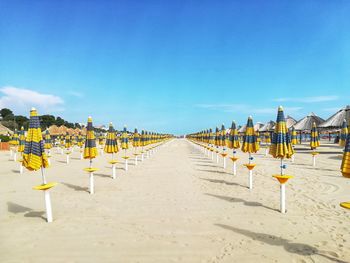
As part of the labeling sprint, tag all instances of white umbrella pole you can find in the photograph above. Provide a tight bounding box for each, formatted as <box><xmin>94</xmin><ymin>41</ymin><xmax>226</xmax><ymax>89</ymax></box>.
<box><xmin>19</xmin><ymin>163</ymin><xmax>23</xmax><ymax>174</ymax></box>
<box><xmin>249</xmin><ymin>170</ymin><xmax>253</xmax><ymax>190</ymax></box>
<box><xmin>66</xmin><ymin>154</ymin><xmax>69</xmax><ymax>164</ymax></box>
<box><xmin>135</xmin><ymin>155</ymin><xmax>138</xmax><ymax>165</ymax></box>
<box><xmin>216</xmin><ymin>151</ymin><xmax>219</xmax><ymax>163</ymax></box>
<box><xmin>41</xmin><ymin>168</ymin><xmax>53</xmax><ymax>223</ymax></box>
<box><xmin>265</xmin><ymin>147</ymin><xmax>268</xmax><ymax>156</ymax></box>
<box><xmin>112</xmin><ymin>164</ymin><xmax>116</xmax><ymax>179</ymax></box>
<box><xmin>223</xmin><ymin>156</ymin><xmax>226</xmax><ymax>169</ymax></box>
<box><xmin>89</xmin><ymin>159</ymin><xmax>94</xmax><ymax>194</ymax></box>
<box><xmin>14</xmin><ymin>152</ymin><xmax>17</xmax><ymax>162</ymax></box>
<box><xmin>281</xmin><ymin>184</ymin><xmax>286</xmax><ymax>213</ymax></box>
<box><xmin>312</xmin><ymin>155</ymin><xmax>316</xmax><ymax>167</ymax></box>
<box><xmin>10</xmin><ymin>148</ymin><xmax>13</xmax><ymax>158</ymax></box>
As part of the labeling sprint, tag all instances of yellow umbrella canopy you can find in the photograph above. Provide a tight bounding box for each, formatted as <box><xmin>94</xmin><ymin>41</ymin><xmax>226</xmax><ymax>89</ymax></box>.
<box><xmin>140</xmin><ymin>130</ymin><xmax>145</xmax><ymax>147</ymax></box>
<box><xmin>77</xmin><ymin>132</ymin><xmax>84</xmax><ymax>147</ymax></box>
<box><xmin>18</xmin><ymin>126</ymin><xmax>26</xmax><ymax>153</ymax></box>
<box><xmin>227</xmin><ymin>121</ymin><xmax>240</xmax><ymax>149</ymax></box>
<box><xmin>264</xmin><ymin>132</ymin><xmax>271</xmax><ymax>144</ymax></box>
<box><xmin>22</xmin><ymin>108</ymin><xmax>49</xmax><ymax>171</ymax></box>
<box><xmin>65</xmin><ymin>133</ymin><xmax>72</xmax><ymax>149</ymax></box>
<box><xmin>104</xmin><ymin>123</ymin><xmax>119</xmax><ymax>154</ymax></box>
<box><xmin>209</xmin><ymin>128</ymin><xmax>214</xmax><ymax>145</ymax></box>
<box><xmin>98</xmin><ymin>133</ymin><xmax>104</xmax><ymax>145</ymax></box>
<box><xmin>291</xmin><ymin>127</ymin><xmax>298</xmax><ymax>145</ymax></box>
<box><xmin>83</xmin><ymin>116</ymin><xmax>98</xmax><ymax>159</ymax></box>
<box><xmin>341</xmin><ymin>129</ymin><xmax>350</xmax><ymax>178</ymax></box>
<box><xmin>340</xmin><ymin>119</ymin><xmax>348</xmax><ymax>147</ymax></box>
<box><xmin>133</xmin><ymin>128</ymin><xmax>140</xmax><ymax>147</ymax></box>
<box><xmin>11</xmin><ymin>130</ymin><xmax>19</xmax><ymax>146</ymax></box>
<box><xmin>214</xmin><ymin>127</ymin><xmax>220</xmax><ymax>147</ymax></box>
<box><xmin>310</xmin><ymin>122</ymin><xmax>320</xmax><ymax>149</ymax></box>
<box><xmin>269</xmin><ymin>106</ymin><xmax>294</xmax><ymax>159</ymax></box>
<box><xmin>241</xmin><ymin>116</ymin><xmax>259</xmax><ymax>153</ymax></box>
<box><xmin>121</xmin><ymin>126</ymin><xmax>129</xmax><ymax>150</ymax></box>
<box><xmin>44</xmin><ymin>130</ymin><xmax>52</xmax><ymax>150</ymax></box>
<box><xmin>220</xmin><ymin>124</ymin><xmax>226</xmax><ymax>147</ymax></box>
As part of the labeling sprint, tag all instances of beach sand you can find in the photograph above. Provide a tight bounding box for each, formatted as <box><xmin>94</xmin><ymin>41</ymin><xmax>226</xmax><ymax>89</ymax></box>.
<box><xmin>0</xmin><ymin>139</ymin><xmax>350</xmax><ymax>262</ymax></box>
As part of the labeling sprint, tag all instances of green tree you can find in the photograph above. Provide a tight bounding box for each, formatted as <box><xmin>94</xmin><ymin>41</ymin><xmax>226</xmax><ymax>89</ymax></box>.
<box><xmin>55</xmin><ymin>116</ymin><xmax>65</xmax><ymax>126</ymax></box>
<box><xmin>0</xmin><ymin>108</ymin><xmax>13</xmax><ymax>118</ymax></box>
<box><xmin>41</xmin><ymin>115</ymin><xmax>56</xmax><ymax>129</ymax></box>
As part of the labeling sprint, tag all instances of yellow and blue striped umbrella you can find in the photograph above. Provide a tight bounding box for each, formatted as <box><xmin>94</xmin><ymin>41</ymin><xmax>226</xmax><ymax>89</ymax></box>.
<box><xmin>227</xmin><ymin>121</ymin><xmax>240</xmax><ymax>149</ymax></box>
<box><xmin>133</xmin><ymin>128</ymin><xmax>140</xmax><ymax>148</ymax></box>
<box><xmin>209</xmin><ymin>128</ymin><xmax>214</xmax><ymax>146</ymax></box>
<box><xmin>241</xmin><ymin>116</ymin><xmax>259</xmax><ymax>153</ymax></box>
<box><xmin>140</xmin><ymin>130</ymin><xmax>145</xmax><ymax>147</ymax></box>
<box><xmin>264</xmin><ymin>132</ymin><xmax>271</xmax><ymax>144</ymax></box>
<box><xmin>121</xmin><ymin>126</ymin><xmax>129</xmax><ymax>150</ymax></box>
<box><xmin>65</xmin><ymin>133</ymin><xmax>72</xmax><ymax>149</ymax></box>
<box><xmin>22</xmin><ymin>108</ymin><xmax>49</xmax><ymax>171</ymax></box>
<box><xmin>214</xmin><ymin>127</ymin><xmax>220</xmax><ymax>147</ymax></box>
<box><xmin>341</xmin><ymin>129</ymin><xmax>350</xmax><ymax>178</ymax></box>
<box><xmin>98</xmin><ymin>133</ymin><xmax>104</xmax><ymax>146</ymax></box>
<box><xmin>291</xmin><ymin>127</ymin><xmax>298</xmax><ymax>145</ymax></box>
<box><xmin>18</xmin><ymin>126</ymin><xmax>26</xmax><ymax>153</ymax></box>
<box><xmin>310</xmin><ymin>122</ymin><xmax>320</xmax><ymax>149</ymax></box>
<box><xmin>340</xmin><ymin>119</ymin><xmax>348</xmax><ymax>148</ymax></box>
<box><xmin>221</xmin><ymin>124</ymin><xmax>226</xmax><ymax>147</ymax></box>
<box><xmin>104</xmin><ymin>123</ymin><xmax>119</xmax><ymax>154</ymax></box>
<box><xmin>269</xmin><ymin>106</ymin><xmax>294</xmax><ymax>159</ymax></box>
<box><xmin>11</xmin><ymin>130</ymin><xmax>19</xmax><ymax>146</ymax></box>
<box><xmin>77</xmin><ymin>132</ymin><xmax>84</xmax><ymax>147</ymax></box>
<box><xmin>83</xmin><ymin>116</ymin><xmax>98</xmax><ymax>159</ymax></box>
<box><xmin>44</xmin><ymin>130</ymin><xmax>52</xmax><ymax>150</ymax></box>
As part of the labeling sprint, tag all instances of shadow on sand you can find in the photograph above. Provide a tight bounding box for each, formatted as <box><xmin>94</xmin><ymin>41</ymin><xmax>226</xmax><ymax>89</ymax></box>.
<box><xmin>206</xmin><ymin>193</ymin><xmax>278</xmax><ymax>212</ymax></box>
<box><xmin>200</xmin><ymin>178</ymin><xmax>246</xmax><ymax>189</ymax></box>
<box><xmin>61</xmin><ymin>182</ymin><xmax>89</xmax><ymax>192</ymax></box>
<box><xmin>215</xmin><ymin>224</ymin><xmax>346</xmax><ymax>262</ymax></box>
<box><xmin>7</xmin><ymin>202</ymin><xmax>46</xmax><ymax>221</ymax></box>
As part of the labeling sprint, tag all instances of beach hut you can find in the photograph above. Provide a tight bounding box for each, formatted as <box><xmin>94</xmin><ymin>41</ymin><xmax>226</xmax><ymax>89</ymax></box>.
<box><xmin>310</xmin><ymin>122</ymin><xmax>320</xmax><ymax>167</ymax></box>
<box><xmin>285</xmin><ymin>115</ymin><xmax>297</xmax><ymax>129</ymax></box>
<box><xmin>121</xmin><ymin>126</ymin><xmax>130</xmax><ymax>171</ymax></box>
<box><xmin>319</xmin><ymin>105</ymin><xmax>350</xmax><ymax>128</ymax></box>
<box><xmin>241</xmin><ymin>116</ymin><xmax>259</xmax><ymax>190</ymax></box>
<box><xmin>22</xmin><ymin>108</ymin><xmax>55</xmax><ymax>223</ymax></box>
<box><xmin>227</xmin><ymin>121</ymin><xmax>240</xmax><ymax>175</ymax></box>
<box><xmin>270</xmin><ymin>106</ymin><xmax>294</xmax><ymax>213</ymax></box>
<box><xmin>83</xmin><ymin>117</ymin><xmax>98</xmax><ymax>194</ymax></box>
<box><xmin>0</xmin><ymin>123</ymin><xmax>12</xmax><ymax>135</ymax></box>
<box><xmin>104</xmin><ymin>123</ymin><xmax>119</xmax><ymax>179</ymax></box>
<box><xmin>293</xmin><ymin>112</ymin><xmax>325</xmax><ymax>142</ymax></box>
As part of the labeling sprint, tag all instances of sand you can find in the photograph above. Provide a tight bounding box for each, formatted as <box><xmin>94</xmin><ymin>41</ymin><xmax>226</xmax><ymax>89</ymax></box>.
<box><xmin>0</xmin><ymin>139</ymin><xmax>350</xmax><ymax>263</ymax></box>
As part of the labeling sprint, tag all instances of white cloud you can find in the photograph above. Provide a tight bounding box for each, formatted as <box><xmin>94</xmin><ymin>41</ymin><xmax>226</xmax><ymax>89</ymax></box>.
<box><xmin>0</xmin><ymin>86</ymin><xmax>64</xmax><ymax>114</ymax></box>
<box><xmin>274</xmin><ymin>95</ymin><xmax>338</xmax><ymax>103</ymax></box>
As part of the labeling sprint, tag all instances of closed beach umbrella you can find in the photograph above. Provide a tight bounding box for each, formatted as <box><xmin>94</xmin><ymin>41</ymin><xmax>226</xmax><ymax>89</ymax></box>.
<box><xmin>291</xmin><ymin>127</ymin><xmax>298</xmax><ymax>145</ymax></box>
<box><xmin>227</xmin><ymin>121</ymin><xmax>240</xmax><ymax>175</ymax></box>
<box><xmin>133</xmin><ymin>128</ymin><xmax>141</xmax><ymax>165</ymax></box>
<box><xmin>22</xmin><ymin>108</ymin><xmax>55</xmax><ymax>223</ymax></box>
<box><xmin>65</xmin><ymin>133</ymin><xmax>72</xmax><ymax>149</ymax></box>
<box><xmin>310</xmin><ymin>122</ymin><xmax>320</xmax><ymax>167</ymax></box>
<box><xmin>241</xmin><ymin>116</ymin><xmax>259</xmax><ymax>190</ymax></box>
<box><xmin>340</xmin><ymin>119</ymin><xmax>348</xmax><ymax>147</ymax></box>
<box><xmin>104</xmin><ymin>123</ymin><xmax>119</xmax><ymax>154</ymax></box>
<box><xmin>83</xmin><ymin>116</ymin><xmax>98</xmax><ymax>194</ymax></box>
<box><xmin>121</xmin><ymin>126</ymin><xmax>130</xmax><ymax>171</ymax></box>
<box><xmin>241</xmin><ymin>116</ymin><xmax>259</xmax><ymax>154</ymax></box>
<box><xmin>18</xmin><ymin>126</ymin><xmax>26</xmax><ymax>153</ymax></box>
<box><xmin>104</xmin><ymin>122</ymin><xmax>119</xmax><ymax>179</ymax></box>
<box><xmin>44</xmin><ymin>130</ymin><xmax>52</xmax><ymax>150</ymax></box>
<box><xmin>227</xmin><ymin>121</ymin><xmax>240</xmax><ymax>150</ymax></box>
<box><xmin>84</xmin><ymin>117</ymin><xmax>98</xmax><ymax>160</ymax></box>
<box><xmin>270</xmin><ymin>106</ymin><xmax>294</xmax><ymax>213</ymax></box>
<box><xmin>269</xmin><ymin>106</ymin><xmax>294</xmax><ymax>159</ymax></box>
<box><xmin>340</xmin><ymin>127</ymin><xmax>350</xmax><ymax>209</ymax></box>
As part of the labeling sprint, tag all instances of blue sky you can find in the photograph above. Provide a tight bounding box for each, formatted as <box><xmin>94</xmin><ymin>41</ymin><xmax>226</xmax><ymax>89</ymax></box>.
<box><xmin>0</xmin><ymin>0</ymin><xmax>349</xmax><ymax>134</ymax></box>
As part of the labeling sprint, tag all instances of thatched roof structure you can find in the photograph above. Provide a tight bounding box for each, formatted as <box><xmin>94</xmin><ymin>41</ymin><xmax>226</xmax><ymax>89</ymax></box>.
<box><xmin>0</xmin><ymin>123</ymin><xmax>13</xmax><ymax>135</ymax></box>
<box><xmin>293</xmin><ymin>112</ymin><xmax>325</xmax><ymax>131</ymax></box>
<box><xmin>319</xmin><ymin>105</ymin><xmax>350</xmax><ymax>128</ymax></box>
<box><xmin>259</xmin><ymin>120</ymin><xmax>275</xmax><ymax>132</ymax></box>
<box><xmin>238</xmin><ymin>122</ymin><xmax>264</xmax><ymax>133</ymax></box>
<box><xmin>48</xmin><ymin>125</ymin><xmax>60</xmax><ymax>135</ymax></box>
<box><xmin>285</xmin><ymin>115</ymin><xmax>297</xmax><ymax>129</ymax></box>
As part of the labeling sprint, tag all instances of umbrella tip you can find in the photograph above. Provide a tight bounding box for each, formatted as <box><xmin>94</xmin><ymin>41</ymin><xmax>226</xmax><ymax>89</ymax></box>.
<box><xmin>248</xmin><ymin>115</ymin><xmax>252</xmax><ymax>119</ymax></box>
<box><xmin>109</xmin><ymin>122</ymin><xmax>113</xmax><ymax>126</ymax></box>
<box><xmin>278</xmin><ymin>105</ymin><xmax>283</xmax><ymax>111</ymax></box>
